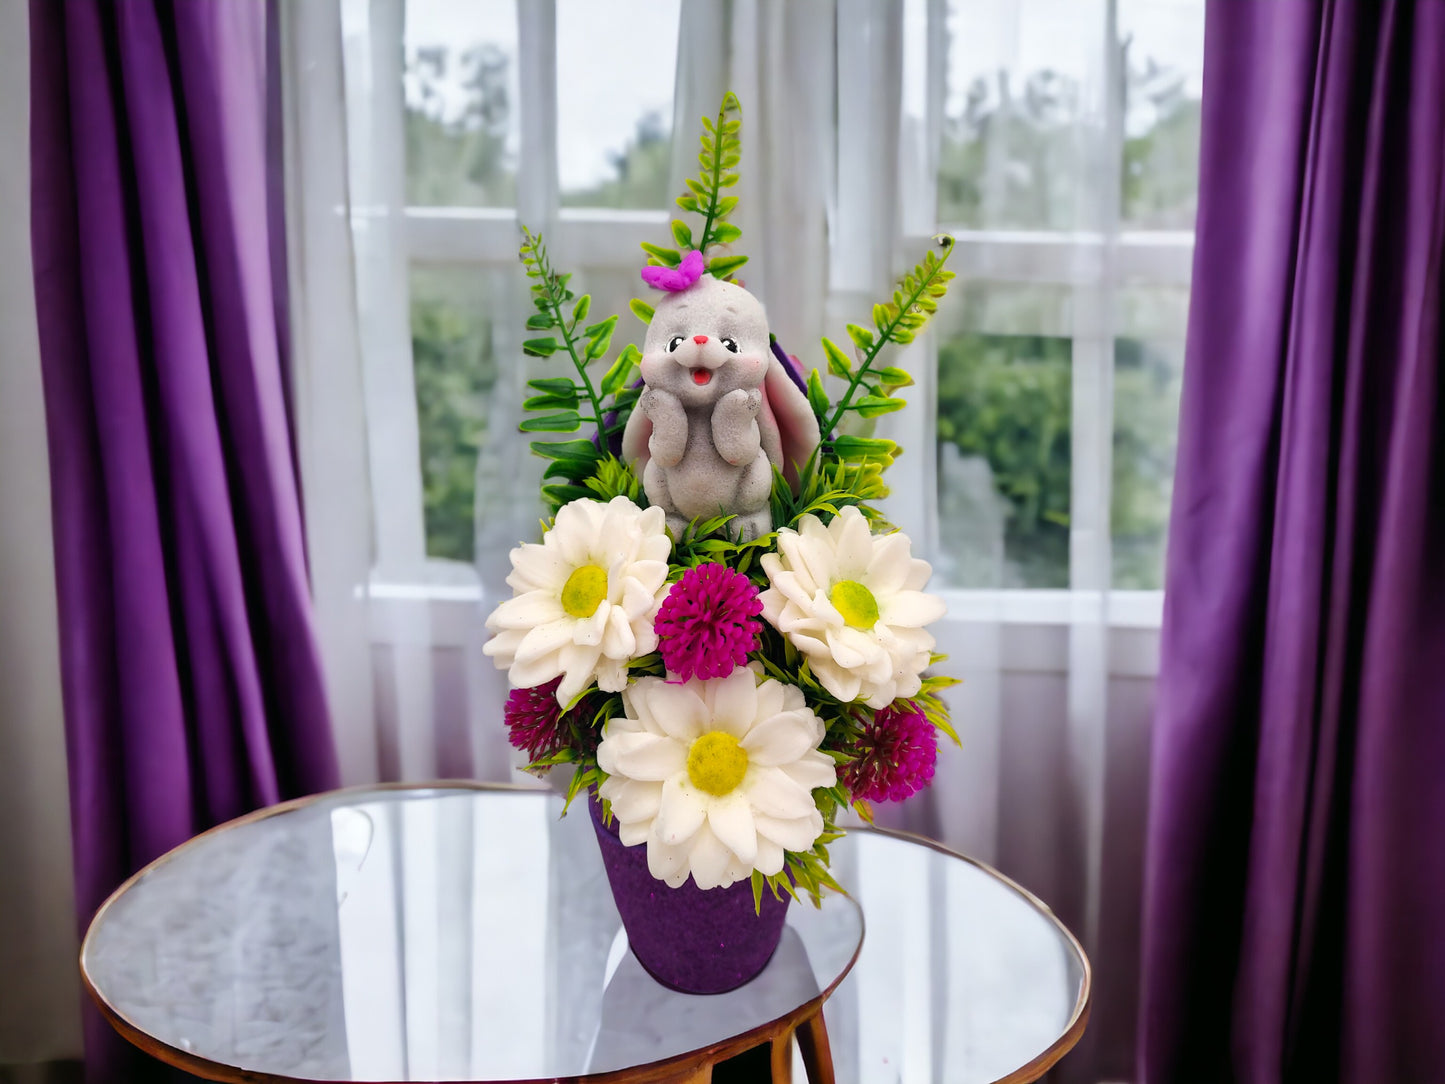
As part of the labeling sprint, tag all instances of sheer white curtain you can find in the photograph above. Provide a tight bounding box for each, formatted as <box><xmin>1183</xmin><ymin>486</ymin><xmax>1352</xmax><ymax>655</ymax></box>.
<box><xmin>279</xmin><ymin>0</ymin><xmax>380</xmax><ymax>788</ymax></box>
<box><xmin>283</xmin><ymin>1</ymin><xmax>1188</xmax><ymax>1079</ymax></box>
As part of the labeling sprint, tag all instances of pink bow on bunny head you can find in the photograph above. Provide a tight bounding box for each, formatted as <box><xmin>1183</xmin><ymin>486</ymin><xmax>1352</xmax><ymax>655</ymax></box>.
<box><xmin>640</xmin><ymin>248</ymin><xmax>705</xmax><ymax>292</ymax></box>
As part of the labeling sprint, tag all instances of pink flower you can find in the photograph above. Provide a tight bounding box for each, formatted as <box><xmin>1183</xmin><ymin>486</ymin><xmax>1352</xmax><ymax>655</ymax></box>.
<box><xmin>504</xmin><ymin>678</ymin><xmax>566</xmax><ymax>759</ymax></box>
<box><xmin>654</xmin><ymin>563</ymin><xmax>764</xmax><ymax>681</ymax></box>
<box><xmin>843</xmin><ymin>702</ymin><xmax>938</xmax><ymax>803</ymax></box>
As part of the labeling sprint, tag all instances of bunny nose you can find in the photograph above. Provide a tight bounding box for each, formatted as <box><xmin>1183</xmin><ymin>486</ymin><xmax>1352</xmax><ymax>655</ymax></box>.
<box><xmin>692</xmin><ymin>335</ymin><xmax>708</xmax><ymax>345</ymax></box>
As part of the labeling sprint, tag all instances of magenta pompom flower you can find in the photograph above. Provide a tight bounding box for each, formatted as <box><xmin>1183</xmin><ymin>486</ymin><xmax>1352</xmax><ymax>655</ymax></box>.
<box><xmin>842</xmin><ymin>701</ymin><xmax>938</xmax><ymax>803</ymax></box>
<box><xmin>654</xmin><ymin>563</ymin><xmax>764</xmax><ymax>680</ymax></box>
<box><xmin>504</xmin><ymin>677</ymin><xmax>566</xmax><ymax>759</ymax></box>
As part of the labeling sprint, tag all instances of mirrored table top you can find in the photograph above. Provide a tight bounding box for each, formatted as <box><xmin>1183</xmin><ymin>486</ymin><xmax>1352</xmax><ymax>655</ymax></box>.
<box><xmin>82</xmin><ymin>785</ymin><xmax>1089</xmax><ymax>1083</ymax></box>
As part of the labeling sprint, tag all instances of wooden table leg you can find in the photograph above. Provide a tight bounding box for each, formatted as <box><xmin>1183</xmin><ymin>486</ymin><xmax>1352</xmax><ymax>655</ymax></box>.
<box><xmin>770</xmin><ymin>1029</ymin><xmax>794</xmax><ymax>1083</ymax></box>
<box><xmin>795</xmin><ymin>1009</ymin><xmax>835</xmax><ymax>1084</ymax></box>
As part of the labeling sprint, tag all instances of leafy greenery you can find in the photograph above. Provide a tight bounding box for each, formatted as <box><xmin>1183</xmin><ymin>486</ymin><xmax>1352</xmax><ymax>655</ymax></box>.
<box><xmin>632</xmin><ymin>91</ymin><xmax>747</xmax><ymax>307</ymax></box>
<box><xmin>677</xmin><ymin>92</ymin><xmax>745</xmax><ymax>265</ymax></box>
<box><xmin>934</xmin><ymin>331</ymin><xmax>1182</xmax><ymax>588</ymax></box>
<box><xmin>407</xmin><ymin>38</ymin><xmax>1196</xmax><ymax>585</ymax></box>
<box><xmin>410</xmin><ymin>271</ymin><xmax>495</xmax><ymax>561</ymax></box>
<box><xmin>1122</xmin><ymin>43</ymin><xmax>1204</xmax><ymax>227</ymax></box>
<box><xmin>1112</xmin><ymin>338</ymin><xmax>1184</xmax><ymax>586</ymax></box>
<box><xmin>818</xmin><ymin>238</ymin><xmax>957</xmax><ymax>436</ymax></box>
<box><xmin>517</xmin><ymin>227</ymin><xmax>639</xmax><ymax>513</ymax></box>
<box><xmin>503</xmin><ymin>159</ymin><xmax>965</xmax><ymax>901</ymax></box>
<box><xmin>407</xmin><ymin>64</ymin><xmax>1196</xmax><ymax>895</ymax></box>
<box><xmin>405</xmin><ymin>44</ymin><xmax>516</xmax><ymax>207</ymax></box>
<box><xmin>937</xmin><ymin>333</ymin><xmax>1072</xmax><ymax>586</ymax></box>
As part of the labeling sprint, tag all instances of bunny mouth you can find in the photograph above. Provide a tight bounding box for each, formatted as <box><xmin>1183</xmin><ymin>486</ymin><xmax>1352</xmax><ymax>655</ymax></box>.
<box><xmin>690</xmin><ymin>368</ymin><xmax>713</xmax><ymax>386</ymax></box>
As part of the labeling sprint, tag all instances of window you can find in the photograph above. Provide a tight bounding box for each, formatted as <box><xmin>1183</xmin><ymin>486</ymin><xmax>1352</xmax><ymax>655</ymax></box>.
<box><xmin>928</xmin><ymin>0</ymin><xmax>1202</xmax><ymax>591</ymax></box>
<box><xmin>361</xmin><ymin>0</ymin><xmax>1202</xmax><ymax>604</ymax></box>
<box><xmin>393</xmin><ymin>0</ymin><xmax>683</xmax><ymax>573</ymax></box>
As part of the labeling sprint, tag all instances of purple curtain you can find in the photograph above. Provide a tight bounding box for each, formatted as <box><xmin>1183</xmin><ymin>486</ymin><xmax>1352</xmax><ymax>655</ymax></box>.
<box><xmin>1139</xmin><ymin>2</ymin><xmax>1445</xmax><ymax>1082</ymax></box>
<box><xmin>29</xmin><ymin>0</ymin><xmax>340</xmax><ymax>1077</ymax></box>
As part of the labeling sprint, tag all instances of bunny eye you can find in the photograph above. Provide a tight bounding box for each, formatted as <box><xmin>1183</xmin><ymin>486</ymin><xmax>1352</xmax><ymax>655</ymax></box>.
<box><xmin>721</xmin><ymin>337</ymin><xmax>739</xmax><ymax>353</ymax></box>
<box><xmin>667</xmin><ymin>335</ymin><xmax>686</xmax><ymax>352</ymax></box>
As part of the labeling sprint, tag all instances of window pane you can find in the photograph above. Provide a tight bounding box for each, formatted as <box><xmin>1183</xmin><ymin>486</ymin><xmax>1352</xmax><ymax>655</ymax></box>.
<box><xmin>1120</xmin><ymin>0</ymin><xmax>1205</xmax><ymax>228</ymax></box>
<box><xmin>1112</xmin><ymin>286</ymin><xmax>1187</xmax><ymax>588</ymax></box>
<box><xmin>410</xmin><ymin>267</ymin><xmax>502</xmax><ymax>561</ymax></box>
<box><xmin>404</xmin><ymin>0</ymin><xmax>519</xmax><ymax>207</ymax></box>
<box><xmin>557</xmin><ymin>0</ymin><xmax>680</xmax><ymax>209</ymax></box>
<box><xmin>938</xmin><ymin>0</ymin><xmax>1098</xmax><ymax>230</ymax></box>
<box><xmin>936</xmin><ymin>285</ymin><xmax>1074</xmax><ymax>587</ymax></box>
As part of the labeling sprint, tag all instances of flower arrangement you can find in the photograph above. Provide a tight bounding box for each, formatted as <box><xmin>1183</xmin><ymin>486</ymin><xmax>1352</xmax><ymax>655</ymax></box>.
<box><xmin>484</xmin><ymin>93</ymin><xmax>959</xmax><ymax>909</ymax></box>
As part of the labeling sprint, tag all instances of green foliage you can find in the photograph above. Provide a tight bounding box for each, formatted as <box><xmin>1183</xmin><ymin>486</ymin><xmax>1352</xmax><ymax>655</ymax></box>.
<box><xmin>819</xmin><ymin>236</ymin><xmax>957</xmax><ymax>436</ymax></box>
<box><xmin>707</xmin><ymin>254</ymin><xmax>748</xmax><ymax>279</ymax></box>
<box><xmin>666</xmin><ymin>92</ymin><xmax>745</xmax><ymax>264</ymax></box>
<box><xmin>409</xmin><ymin>44</ymin><xmax>1192</xmax><ymax>586</ymax></box>
<box><xmin>822</xmin><ymin>337</ymin><xmax>852</xmax><ymax>379</ymax></box>
<box><xmin>405</xmin><ymin>45</ymin><xmax>516</xmax><ymax>207</ymax></box>
<box><xmin>582</xmin><ymin>455</ymin><xmax>643</xmax><ymax>503</ymax></box>
<box><xmin>495</xmin><ymin>95</ymin><xmax>966</xmax><ymax>904</ymax></box>
<box><xmin>601</xmin><ymin>343</ymin><xmax>640</xmax><ymax>397</ymax></box>
<box><xmin>1121</xmin><ymin>47</ymin><xmax>1203</xmax><ymax>228</ymax></box>
<box><xmin>917</xmin><ymin>671</ymin><xmax>963</xmax><ymax>747</ymax></box>
<box><xmin>937</xmin><ymin>333</ymin><xmax>1072</xmax><ymax>586</ymax></box>
<box><xmin>625</xmin><ymin>93</ymin><xmax>749</xmax><ymax>355</ymax></box>
<box><xmin>772</xmin><ymin>454</ymin><xmax>892</xmax><ymax>535</ymax></box>
<box><xmin>410</xmin><ymin>273</ymin><xmax>494</xmax><ymax>561</ymax></box>
<box><xmin>1111</xmin><ymin>338</ymin><xmax>1183</xmax><ymax>586</ymax></box>
<box><xmin>935</xmin><ymin>332</ymin><xmax>1180</xmax><ymax>588</ymax></box>
<box><xmin>518</xmin><ymin>226</ymin><xmax>648</xmax><ymax>512</ymax></box>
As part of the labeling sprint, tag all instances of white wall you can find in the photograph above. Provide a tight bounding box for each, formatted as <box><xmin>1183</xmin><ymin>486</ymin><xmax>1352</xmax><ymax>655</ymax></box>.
<box><xmin>0</xmin><ymin>0</ymin><xmax>83</xmax><ymax>1063</ymax></box>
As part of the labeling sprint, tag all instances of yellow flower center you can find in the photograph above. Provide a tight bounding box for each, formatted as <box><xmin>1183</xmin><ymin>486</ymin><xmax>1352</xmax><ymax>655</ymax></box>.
<box><xmin>686</xmin><ymin>731</ymin><xmax>749</xmax><ymax>797</ymax></box>
<box><xmin>829</xmin><ymin>579</ymin><xmax>879</xmax><ymax>630</ymax></box>
<box><xmin>560</xmin><ymin>563</ymin><xmax>608</xmax><ymax>618</ymax></box>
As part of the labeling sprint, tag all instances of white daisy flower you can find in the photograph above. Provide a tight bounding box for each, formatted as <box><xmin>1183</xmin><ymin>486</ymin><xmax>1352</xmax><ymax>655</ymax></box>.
<box><xmin>758</xmin><ymin>505</ymin><xmax>946</xmax><ymax>708</ymax></box>
<box><xmin>484</xmin><ymin>496</ymin><xmax>671</xmax><ymax>706</ymax></box>
<box><xmin>597</xmin><ymin>669</ymin><xmax>836</xmax><ymax>890</ymax></box>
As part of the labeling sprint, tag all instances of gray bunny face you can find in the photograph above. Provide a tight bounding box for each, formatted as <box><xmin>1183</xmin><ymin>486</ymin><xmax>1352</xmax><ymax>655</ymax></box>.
<box><xmin>640</xmin><ymin>275</ymin><xmax>770</xmax><ymax>407</ymax></box>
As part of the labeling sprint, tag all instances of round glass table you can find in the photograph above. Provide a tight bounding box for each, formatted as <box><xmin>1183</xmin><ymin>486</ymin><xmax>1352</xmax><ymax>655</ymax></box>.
<box><xmin>81</xmin><ymin>784</ymin><xmax>1089</xmax><ymax>1083</ymax></box>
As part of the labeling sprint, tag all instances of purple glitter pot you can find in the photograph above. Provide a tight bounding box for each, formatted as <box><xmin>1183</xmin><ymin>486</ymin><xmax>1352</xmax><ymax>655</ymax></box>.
<box><xmin>588</xmin><ymin>793</ymin><xmax>790</xmax><ymax>994</ymax></box>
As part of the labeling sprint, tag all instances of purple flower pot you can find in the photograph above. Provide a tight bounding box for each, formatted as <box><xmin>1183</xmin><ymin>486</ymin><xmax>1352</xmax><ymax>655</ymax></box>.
<box><xmin>588</xmin><ymin>793</ymin><xmax>790</xmax><ymax>994</ymax></box>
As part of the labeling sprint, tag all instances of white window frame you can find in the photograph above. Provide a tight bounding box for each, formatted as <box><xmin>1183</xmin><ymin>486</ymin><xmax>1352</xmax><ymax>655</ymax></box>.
<box><xmin>368</xmin><ymin>0</ymin><xmax>1190</xmax><ymax>657</ymax></box>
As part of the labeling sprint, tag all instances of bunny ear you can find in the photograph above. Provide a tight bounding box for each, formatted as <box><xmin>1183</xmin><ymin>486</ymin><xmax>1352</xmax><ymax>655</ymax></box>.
<box><xmin>760</xmin><ymin>355</ymin><xmax>821</xmax><ymax>490</ymax></box>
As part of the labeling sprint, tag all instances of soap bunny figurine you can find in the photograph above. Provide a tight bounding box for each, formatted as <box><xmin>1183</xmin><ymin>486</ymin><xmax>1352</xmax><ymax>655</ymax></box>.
<box><xmin>622</xmin><ymin>269</ymin><xmax>820</xmax><ymax>541</ymax></box>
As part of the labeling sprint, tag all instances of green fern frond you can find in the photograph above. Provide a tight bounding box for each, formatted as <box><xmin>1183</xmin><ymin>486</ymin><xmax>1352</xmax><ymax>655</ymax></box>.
<box><xmin>518</xmin><ymin>225</ymin><xmax>608</xmax><ymax>435</ymax></box>
<box><xmin>820</xmin><ymin>235</ymin><xmax>958</xmax><ymax>435</ymax></box>
<box><xmin>520</xmin><ymin>225</ymin><xmax>645</xmax><ymax>512</ymax></box>
<box><xmin>646</xmin><ymin>92</ymin><xmax>747</xmax><ymax>281</ymax></box>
